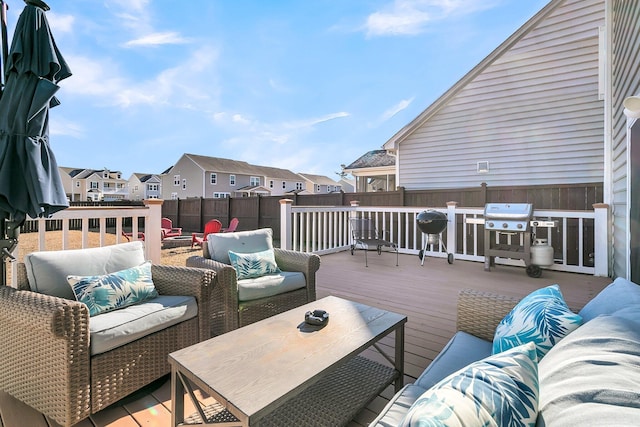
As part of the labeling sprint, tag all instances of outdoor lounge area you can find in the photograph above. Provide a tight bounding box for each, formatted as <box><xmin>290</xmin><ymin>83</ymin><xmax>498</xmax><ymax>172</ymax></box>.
<box><xmin>0</xmin><ymin>250</ymin><xmax>612</xmax><ymax>426</ymax></box>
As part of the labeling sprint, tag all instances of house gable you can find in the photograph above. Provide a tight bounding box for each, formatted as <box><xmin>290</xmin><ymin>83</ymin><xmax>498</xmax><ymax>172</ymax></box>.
<box><xmin>385</xmin><ymin>0</ymin><xmax>605</xmax><ymax>190</ymax></box>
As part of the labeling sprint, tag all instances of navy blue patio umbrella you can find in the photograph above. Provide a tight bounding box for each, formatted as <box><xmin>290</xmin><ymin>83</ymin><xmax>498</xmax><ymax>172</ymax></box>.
<box><xmin>0</xmin><ymin>0</ymin><xmax>71</xmax><ymax>285</ymax></box>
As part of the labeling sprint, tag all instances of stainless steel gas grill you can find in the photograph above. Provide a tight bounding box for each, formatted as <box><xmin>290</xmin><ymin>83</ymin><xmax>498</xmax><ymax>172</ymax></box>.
<box><xmin>476</xmin><ymin>203</ymin><xmax>556</xmax><ymax>277</ymax></box>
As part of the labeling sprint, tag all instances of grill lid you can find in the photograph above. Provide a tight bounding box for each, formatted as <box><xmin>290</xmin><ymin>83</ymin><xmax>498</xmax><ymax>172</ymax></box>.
<box><xmin>484</xmin><ymin>203</ymin><xmax>533</xmax><ymax>231</ymax></box>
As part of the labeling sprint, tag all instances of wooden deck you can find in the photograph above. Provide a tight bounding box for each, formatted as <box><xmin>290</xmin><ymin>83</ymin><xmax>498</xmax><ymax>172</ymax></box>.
<box><xmin>0</xmin><ymin>252</ymin><xmax>612</xmax><ymax>427</ymax></box>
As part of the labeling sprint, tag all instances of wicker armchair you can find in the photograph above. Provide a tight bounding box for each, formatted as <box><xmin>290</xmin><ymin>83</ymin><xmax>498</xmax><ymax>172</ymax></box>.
<box><xmin>187</xmin><ymin>229</ymin><xmax>320</xmax><ymax>335</ymax></box>
<box><xmin>0</xmin><ymin>261</ymin><xmax>214</xmax><ymax>427</ymax></box>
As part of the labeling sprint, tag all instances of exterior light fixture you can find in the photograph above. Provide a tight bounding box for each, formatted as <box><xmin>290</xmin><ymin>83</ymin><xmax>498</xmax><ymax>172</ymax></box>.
<box><xmin>623</xmin><ymin>96</ymin><xmax>640</xmax><ymax>118</ymax></box>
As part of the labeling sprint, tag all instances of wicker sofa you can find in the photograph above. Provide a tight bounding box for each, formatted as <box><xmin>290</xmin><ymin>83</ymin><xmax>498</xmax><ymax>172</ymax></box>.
<box><xmin>372</xmin><ymin>279</ymin><xmax>640</xmax><ymax>426</ymax></box>
<box><xmin>186</xmin><ymin>228</ymin><xmax>321</xmax><ymax>335</ymax></box>
<box><xmin>0</xmin><ymin>242</ymin><xmax>215</xmax><ymax>427</ymax></box>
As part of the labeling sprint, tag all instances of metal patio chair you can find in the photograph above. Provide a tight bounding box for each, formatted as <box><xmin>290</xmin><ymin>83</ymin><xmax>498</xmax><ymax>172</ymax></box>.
<box><xmin>350</xmin><ymin>218</ymin><xmax>398</xmax><ymax>267</ymax></box>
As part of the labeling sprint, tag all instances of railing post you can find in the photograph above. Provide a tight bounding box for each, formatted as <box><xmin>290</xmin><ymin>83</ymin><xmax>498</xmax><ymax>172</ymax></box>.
<box><xmin>280</xmin><ymin>199</ymin><xmax>293</xmax><ymax>250</ymax></box>
<box><xmin>446</xmin><ymin>201</ymin><xmax>458</xmax><ymax>256</ymax></box>
<box><xmin>144</xmin><ymin>199</ymin><xmax>163</xmax><ymax>264</ymax></box>
<box><xmin>593</xmin><ymin>203</ymin><xmax>609</xmax><ymax>277</ymax></box>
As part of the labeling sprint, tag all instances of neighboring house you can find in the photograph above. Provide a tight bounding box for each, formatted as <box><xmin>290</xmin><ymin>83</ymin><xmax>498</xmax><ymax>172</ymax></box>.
<box><xmin>59</xmin><ymin>167</ymin><xmax>128</xmax><ymax>201</ymax></box>
<box><xmin>161</xmin><ymin>153</ymin><xmax>306</xmax><ymax>200</ymax></box>
<box><xmin>376</xmin><ymin>0</ymin><xmax>640</xmax><ymax>280</ymax></box>
<box><xmin>259</xmin><ymin>165</ymin><xmax>307</xmax><ymax>196</ymax></box>
<box><xmin>297</xmin><ymin>173</ymin><xmax>343</xmax><ymax>194</ymax></box>
<box><xmin>343</xmin><ymin>150</ymin><xmax>396</xmax><ymax>192</ymax></box>
<box><xmin>338</xmin><ymin>178</ymin><xmax>355</xmax><ymax>193</ymax></box>
<box><xmin>128</xmin><ymin>173</ymin><xmax>162</xmax><ymax>201</ymax></box>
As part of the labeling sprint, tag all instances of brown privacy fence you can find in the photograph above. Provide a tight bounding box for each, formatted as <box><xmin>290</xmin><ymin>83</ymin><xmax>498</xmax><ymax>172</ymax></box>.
<box><xmin>162</xmin><ymin>182</ymin><xmax>603</xmax><ymax>236</ymax></box>
<box><xmin>18</xmin><ymin>183</ymin><xmax>602</xmax><ymax>236</ymax></box>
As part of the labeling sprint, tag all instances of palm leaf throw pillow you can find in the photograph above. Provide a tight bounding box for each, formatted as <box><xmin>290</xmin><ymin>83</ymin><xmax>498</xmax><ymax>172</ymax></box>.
<box><xmin>493</xmin><ymin>284</ymin><xmax>582</xmax><ymax>359</ymax></box>
<box><xmin>400</xmin><ymin>342</ymin><xmax>539</xmax><ymax>427</ymax></box>
<box><xmin>68</xmin><ymin>261</ymin><xmax>158</xmax><ymax>316</ymax></box>
<box><xmin>228</xmin><ymin>249</ymin><xmax>280</xmax><ymax>280</ymax></box>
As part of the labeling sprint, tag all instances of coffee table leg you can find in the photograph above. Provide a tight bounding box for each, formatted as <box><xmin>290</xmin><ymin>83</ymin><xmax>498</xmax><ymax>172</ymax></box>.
<box><xmin>171</xmin><ymin>368</ymin><xmax>185</xmax><ymax>427</ymax></box>
<box><xmin>394</xmin><ymin>324</ymin><xmax>405</xmax><ymax>393</ymax></box>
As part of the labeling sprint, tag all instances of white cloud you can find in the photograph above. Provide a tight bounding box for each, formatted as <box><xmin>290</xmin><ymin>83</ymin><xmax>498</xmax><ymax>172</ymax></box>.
<box><xmin>123</xmin><ymin>31</ymin><xmax>191</xmax><ymax>47</ymax></box>
<box><xmin>50</xmin><ymin>117</ymin><xmax>85</xmax><ymax>139</ymax></box>
<box><xmin>364</xmin><ymin>0</ymin><xmax>498</xmax><ymax>37</ymax></box>
<box><xmin>380</xmin><ymin>97</ymin><xmax>414</xmax><ymax>121</ymax></box>
<box><xmin>283</xmin><ymin>112</ymin><xmax>350</xmax><ymax>129</ymax></box>
<box><xmin>47</xmin><ymin>12</ymin><xmax>75</xmax><ymax>33</ymax></box>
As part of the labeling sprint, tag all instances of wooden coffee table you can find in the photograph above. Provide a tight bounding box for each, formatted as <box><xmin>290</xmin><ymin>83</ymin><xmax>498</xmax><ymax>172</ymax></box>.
<box><xmin>169</xmin><ymin>295</ymin><xmax>407</xmax><ymax>426</ymax></box>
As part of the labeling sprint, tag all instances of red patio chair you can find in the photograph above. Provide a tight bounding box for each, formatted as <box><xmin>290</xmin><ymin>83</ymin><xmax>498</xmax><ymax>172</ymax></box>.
<box><xmin>222</xmin><ymin>217</ymin><xmax>239</xmax><ymax>233</ymax></box>
<box><xmin>161</xmin><ymin>217</ymin><xmax>182</xmax><ymax>239</ymax></box>
<box><xmin>191</xmin><ymin>219</ymin><xmax>223</xmax><ymax>248</ymax></box>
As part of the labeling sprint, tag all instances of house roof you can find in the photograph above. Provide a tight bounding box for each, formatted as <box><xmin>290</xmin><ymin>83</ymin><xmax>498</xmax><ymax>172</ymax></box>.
<box><xmin>343</xmin><ymin>150</ymin><xmax>396</xmax><ymax>170</ymax></box>
<box><xmin>184</xmin><ymin>153</ymin><xmax>303</xmax><ymax>181</ymax></box>
<box><xmin>298</xmin><ymin>173</ymin><xmax>340</xmax><ymax>186</ymax></box>
<box><xmin>382</xmin><ymin>0</ymin><xmax>563</xmax><ymax>151</ymax></box>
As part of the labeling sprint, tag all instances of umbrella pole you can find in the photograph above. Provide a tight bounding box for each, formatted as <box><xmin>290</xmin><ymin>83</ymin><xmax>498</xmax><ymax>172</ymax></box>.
<box><xmin>0</xmin><ymin>214</ymin><xmax>19</xmax><ymax>287</ymax></box>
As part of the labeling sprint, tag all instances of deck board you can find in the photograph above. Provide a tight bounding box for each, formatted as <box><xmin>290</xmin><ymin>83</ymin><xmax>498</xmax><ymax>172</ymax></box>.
<box><xmin>0</xmin><ymin>253</ymin><xmax>612</xmax><ymax>427</ymax></box>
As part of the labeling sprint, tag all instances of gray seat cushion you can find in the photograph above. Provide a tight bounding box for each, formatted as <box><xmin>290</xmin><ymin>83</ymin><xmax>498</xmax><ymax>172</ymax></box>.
<box><xmin>537</xmin><ymin>315</ymin><xmax>640</xmax><ymax>427</ymax></box>
<box><xmin>238</xmin><ymin>271</ymin><xmax>306</xmax><ymax>302</ymax></box>
<box><xmin>89</xmin><ymin>295</ymin><xmax>198</xmax><ymax>355</ymax></box>
<box><xmin>369</xmin><ymin>384</ymin><xmax>426</xmax><ymax>427</ymax></box>
<box><xmin>578</xmin><ymin>277</ymin><xmax>640</xmax><ymax>322</ymax></box>
<box><xmin>414</xmin><ymin>331</ymin><xmax>493</xmax><ymax>390</ymax></box>
<box><xmin>23</xmin><ymin>241</ymin><xmax>146</xmax><ymax>300</ymax></box>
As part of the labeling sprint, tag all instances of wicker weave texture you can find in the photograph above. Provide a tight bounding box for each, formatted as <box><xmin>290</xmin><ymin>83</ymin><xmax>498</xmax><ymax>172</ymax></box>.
<box><xmin>187</xmin><ymin>245</ymin><xmax>320</xmax><ymax>336</ymax></box>
<box><xmin>91</xmin><ymin>317</ymin><xmax>199</xmax><ymax>411</ymax></box>
<box><xmin>0</xmin><ymin>286</ymin><xmax>91</xmax><ymax>426</ymax></box>
<box><xmin>456</xmin><ymin>289</ymin><xmax>520</xmax><ymax>342</ymax></box>
<box><xmin>183</xmin><ymin>356</ymin><xmax>396</xmax><ymax>427</ymax></box>
<box><xmin>2</xmin><ymin>261</ymin><xmax>214</xmax><ymax>426</ymax></box>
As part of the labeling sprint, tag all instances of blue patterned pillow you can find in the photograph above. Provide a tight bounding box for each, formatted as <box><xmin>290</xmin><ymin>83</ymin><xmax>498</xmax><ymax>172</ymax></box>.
<box><xmin>400</xmin><ymin>342</ymin><xmax>539</xmax><ymax>427</ymax></box>
<box><xmin>493</xmin><ymin>284</ymin><xmax>582</xmax><ymax>359</ymax></box>
<box><xmin>67</xmin><ymin>261</ymin><xmax>158</xmax><ymax>316</ymax></box>
<box><xmin>228</xmin><ymin>249</ymin><xmax>281</xmax><ymax>280</ymax></box>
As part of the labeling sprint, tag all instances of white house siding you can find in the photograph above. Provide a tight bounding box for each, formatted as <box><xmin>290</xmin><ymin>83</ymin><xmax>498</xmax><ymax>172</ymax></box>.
<box><xmin>396</xmin><ymin>0</ymin><xmax>605</xmax><ymax>190</ymax></box>
<box><xmin>610</xmin><ymin>0</ymin><xmax>640</xmax><ymax>279</ymax></box>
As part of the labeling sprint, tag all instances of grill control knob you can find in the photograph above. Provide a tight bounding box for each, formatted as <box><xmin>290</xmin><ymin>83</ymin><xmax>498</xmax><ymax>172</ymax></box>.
<box><xmin>502</xmin><ymin>223</ymin><xmax>508</xmax><ymax>229</ymax></box>
<box><xmin>517</xmin><ymin>223</ymin><xmax>523</xmax><ymax>229</ymax></box>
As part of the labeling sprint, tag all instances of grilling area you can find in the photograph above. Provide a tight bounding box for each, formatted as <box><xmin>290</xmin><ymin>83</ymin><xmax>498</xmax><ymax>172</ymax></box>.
<box><xmin>465</xmin><ymin>203</ymin><xmax>558</xmax><ymax>278</ymax></box>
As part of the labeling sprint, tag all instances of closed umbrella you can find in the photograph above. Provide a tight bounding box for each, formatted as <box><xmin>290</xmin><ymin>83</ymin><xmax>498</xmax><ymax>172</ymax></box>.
<box><xmin>0</xmin><ymin>0</ymin><xmax>71</xmax><ymax>285</ymax></box>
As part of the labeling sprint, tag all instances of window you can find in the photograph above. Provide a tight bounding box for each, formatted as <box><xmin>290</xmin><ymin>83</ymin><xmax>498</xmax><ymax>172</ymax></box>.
<box><xmin>327</xmin><ymin>185</ymin><xmax>332</xmax><ymax>192</ymax></box>
<box><xmin>103</xmin><ymin>172</ymin><xmax>108</xmax><ymax>178</ymax></box>
<box><xmin>117</xmin><ymin>174</ymin><xmax>121</xmax><ymax>179</ymax></box>
<box><xmin>296</xmin><ymin>182</ymin><xmax>303</xmax><ymax>190</ymax></box>
<box><xmin>213</xmin><ymin>192</ymin><xmax>230</xmax><ymax>199</ymax></box>
<box><xmin>315</xmin><ymin>184</ymin><xmax>320</xmax><ymax>192</ymax></box>
<box><xmin>134</xmin><ymin>185</ymin><xmax>139</xmax><ymax>191</ymax></box>
<box><xmin>148</xmin><ymin>195</ymin><xmax>158</xmax><ymax>199</ymax></box>
<box><xmin>148</xmin><ymin>184</ymin><xmax>158</xmax><ymax>192</ymax></box>
<box><xmin>171</xmin><ymin>192</ymin><xmax>178</xmax><ymax>200</ymax></box>
<box><xmin>269</xmin><ymin>180</ymin><xmax>274</xmax><ymax>188</ymax></box>
<box><xmin>250</xmin><ymin>176</ymin><xmax>260</xmax><ymax>186</ymax></box>
<box><xmin>174</xmin><ymin>175</ymin><xmax>180</xmax><ymax>186</ymax></box>
<box><xmin>90</xmin><ymin>181</ymin><xmax>99</xmax><ymax>189</ymax></box>
<box><xmin>182</xmin><ymin>179</ymin><xmax>187</xmax><ymax>190</ymax></box>
<box><xmin>230</xmin><ymin>175</ymin><xmax>236</xmax><ymax>186</ymax></box>
<box><xmin>282</xmin><ymin>181</ymin><xmax>286</xmax><ymax>189</ymax></box>
<box><xmin>210</xmin><ymin>173</ymin><xmax>217</xmax><ymax>185</ymax></box>
<box><xmin>75</xmin><ymin>181</ymin><xmax>80</xmax><ymax>188</ymax></box>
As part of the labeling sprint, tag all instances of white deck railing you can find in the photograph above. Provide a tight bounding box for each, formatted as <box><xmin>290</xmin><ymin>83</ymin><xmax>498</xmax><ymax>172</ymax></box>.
<box><xmin>8</xmin><ymin>200</ymin><xmax>163</xmax><ymax>285</ymax></box>
<box><xmin>280</xmin><ymin>200</ymin><xmax>609</xmax><ymax>277</ymax></box>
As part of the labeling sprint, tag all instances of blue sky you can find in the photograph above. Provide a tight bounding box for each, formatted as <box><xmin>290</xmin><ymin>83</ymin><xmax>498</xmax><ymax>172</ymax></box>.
<box><xmin>9</xmin><ymin>0</ymin><xmax>549</xmax><ymax>180</ymax></box>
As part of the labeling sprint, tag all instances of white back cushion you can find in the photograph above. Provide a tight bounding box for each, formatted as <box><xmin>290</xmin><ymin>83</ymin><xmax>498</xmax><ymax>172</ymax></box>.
<box><xmin>207</xmin><ymin>228</ymin><xmax>274</xmax><ymax>264</ymax></box>
<box><xmin>24</xmin><ymin>241</ymin><xmax>146</xmax><ymax>300</ymax></box>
